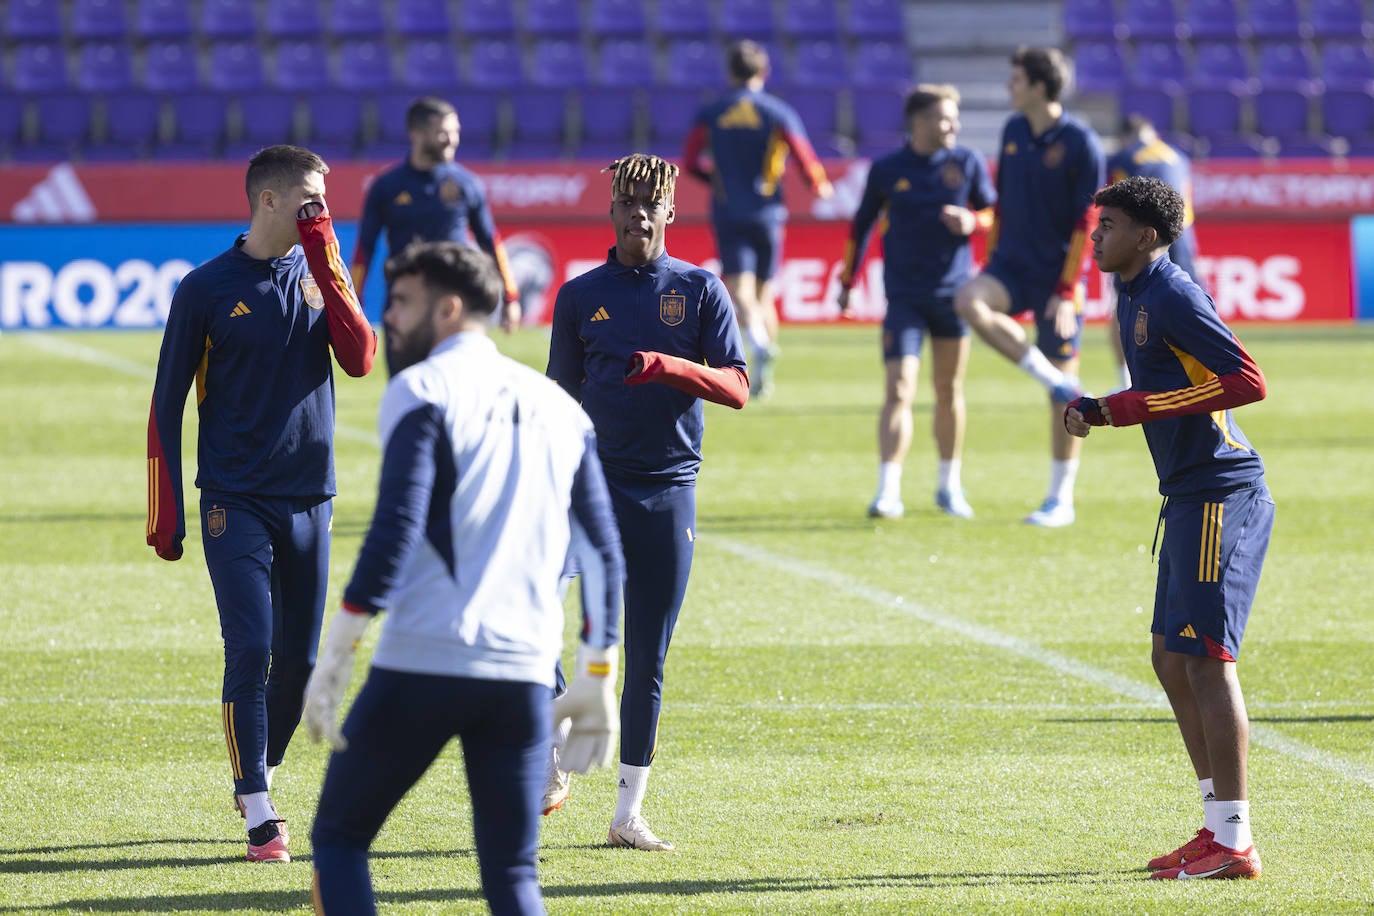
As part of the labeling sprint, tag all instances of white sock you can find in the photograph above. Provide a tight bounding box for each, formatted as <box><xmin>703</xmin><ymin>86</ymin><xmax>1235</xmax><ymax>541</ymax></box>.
<box><xmin>614</xmin><ymin>763</ymin><xmax>650</xmax><ymax>823</ymax></box>
<box><xmin>1211</xmin><ymin>799</ymin><xmax>1253</xmax><ymax>851</ymax></box>
<box><xmin>265</xmin><ymin>764</ymin><xmax>276</xmax><ymax>790</ymax></box>
<box><xmin>1117</xmin><ymin>363</ymin><xmax>1132</xmax><ymax>390</ymax></box>
<box><xmin>877</xmin><ymin>461</ymin><xmax>902</xmax><ymax>502</ymax></box>
<box><xmin>937</xmin><ymin>459</ymin><xmax>960</xmax><ymax>493</ymax></box>
<box><xmin>552</xmin><ymin>716</ymin><xmax>572</xmax><ymax>751</ymax></box>
<box><xmin>1047</xmin><ymin>459</ymin><xmax>1079</xmax><ymax>505</ymax></box>
<box><xmin>1017</xmin><ymin>347</ymin><xmax>1066</xmax><ymax>390</ymax></box>
<box><xmin>1199</xmin><ymin>777</ymin><xmax>1217</xmax><ymax>832</ymax></box>
<box><xmin>745</xmin><ymin>319</ymin><xmax>770</xmax><ymax>352</ymax></box>
<box><xmin>239</xmin><ymin>791</ymin><xmax>278</xmax><ymax>829</ymax></box>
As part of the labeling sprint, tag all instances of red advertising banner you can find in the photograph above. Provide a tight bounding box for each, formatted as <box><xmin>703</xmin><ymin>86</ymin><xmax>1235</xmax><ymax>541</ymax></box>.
<box><xmin>502</xmin><ymin>219</ymin><xmax>1353</xmax><ymax>326</ymax></box>
<box><xmin>5</xmin><ymin>158</ymin><xmax>1374</xmax><ymax>224</ymax></box>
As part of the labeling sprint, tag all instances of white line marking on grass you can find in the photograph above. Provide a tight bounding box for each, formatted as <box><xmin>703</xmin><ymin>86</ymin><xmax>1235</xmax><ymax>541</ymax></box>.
<box><xmin>714</xmin><ymin>535</ymin><xmax>1374</xmax><ymax>789</ymax></box>
<box><xmin>20</xmin><ymin>333</ymin><xmax>379</xmax><ymax>445</ymax></box>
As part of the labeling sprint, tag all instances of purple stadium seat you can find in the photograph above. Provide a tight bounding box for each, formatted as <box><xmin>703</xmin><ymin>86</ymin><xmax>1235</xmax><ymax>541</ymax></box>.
<box><xmin>645</xmin><ymin>86</ymin><xmax>705</xmax><ymax>156</ymax></box>
<box><xmin>1309</xmin><ymin>0</ymin><xmax>1373</xmax><ymax>39</ymax></box>
<box><xmin>0</xmin><ymin>94</ymin><xmax>26</xmax><ymax>152</ymax></box>
<box><xmin>466</xmin><ymin>40</ymin><xmax>526</xmax><ymax>88</ymax></box>
<box><xmin>372</xmin><ymin>89</ymin><xmax>417</xmax><ymax>144</ymax></box>
<box><xmin>134</xmin><ymin>0</ymin><xmax>193</xmax><ymax>39</ymax></box>
<box><xmin>578</xmin><ymin>86</ymin><xmax>637</xmax><ymax>149</ymax></box>
<box><xmin>452</xmin><ymin>89</ymin><xmax>502</xmax><ymax>157</ymax></box>
<box><xmin>264</xmin><ymin>0</ymin><xmax>324</xmax><ymax>39</ymax></box>
<box><xmin>1119</xmin><ymin>85</ymin><xmax>1177</xmax><ymax>131</ymax></box>
<box><xmin>852</xmin><ymin>40</ymin><xmax>915</xmax><ymax>88</ymax></box>
<box><xmin>400</xmin><ymin>38</ymin><xmax>459</xmax><ymax>89</ymax></box>
<box><xmin>72</xmin><ymin>0</ymin><xmax>129</xmax><ymax>40</ymax></box>
<box><xmin>1185</xmin><ymin>0</ymin><xmax>1240</xmax><ymax>39</ymax></box>
<box><xmin>524</xmin><ymin>0</ymin><xmax>583</xmax><ymax>35</ymax></box>
<box><xmin>103</xmin><ymin>91</ymin><xmax>162</xmax><ymax>147</ymax></box>
<box><xmin>160</xmin><ymin>91</ymin><xmax>229</xmax><ymax>158</ymax></box>
<box><xmin>143</xmin><ymin>41</ymin><xmax>200</xmax><ymax>91</ymax></box>
<box><xmin>847</xmin><ymin>0</ymin><xmax>904</xmax><ymax>39</ymax></box>
<box><xmin>529</xmin><ymin>38</ymin><xmax>591</xmax><ymax>88</ymax></box>
<box><xmin>778</xmin><ymin>87</ymin><xmax>841</xmax><ymax>155</ymax></box>
<box><xmin>1062</xmin><ymin>0</ymin><xmax>1118</xmax><ymax>40</ymax></box>
<box><xmin>655</xmin><ymin>0</ymin><xmax>713</xmax><ymax>37</ymax></box>
<box><xmin>1254</xmin><ymin>88</ymin><xmax>1312</xmax><ymax>139</ymax></box>
<box><xmin>596</xmin><ymin>39</ymin><xmax>653</xmax><ymax>86</ymax></box>
<box><xmin>1191</xmin><ymin>41</ymin><xmax>1252</xmax><ymax>86</ymax></box>
<box><xmin>393</xmin><ymin>0</ymin><xmax>451</xmax><ymax>36</ymax></box>
<box><xmin>5</xmin><ymin>0</ymin><xmax>62</xmax><ymax>41</ymax></box>
<box><xmin>1121</xmin><ymin>0</ymin><xmax>1182</xmax><ymax>40</ymax></box>
<box><xmin>1257</xmin><ymin>41</ymin><xmax>1315</xmax><ymax>84</ymax></box>
<box><xmin>274</xmin><ymin>40</ymin><xmax>332</xmax><ymax>92</ymax></box>
<box><xmin>207</xmin><ymin>41</ymin><xmax>266</xmax><ymax>91</ymax></box>
<box><xmin>1203</xmin><ymin>132</ymin><xmax>1267</xmax><ymax>158</ymax></box>
<box><xmin>1322</xmin><ymin>90</ymin><xmax>1374</xmax><ymax>138</ymax></box>
<box><xmin>200</xmin><ymin>0</ymin><xmax>258</xmax><ymax>39</ymax></box>
<box><xmin>663</xmin><ymin>39</ymin><xmax>725</xmax><ymax>87</ymax></box>
<box><xmin>1186</xmin><ymin>86</ymin><xmax>1246</xmax><ymax>137</ymax></box>
<box><xmin>1276</xmin><ymin>135</ymin><xmax>1335</xmax><ymax>157</ymax></box>
<box><xmin>1321</xmin><ymin>41</ymin><xmax>1374</xmax><ymax>85</ymax></box>
<box><xmin>718</xmin><ymin>0</ymin><xmax>776</xmax><ymax>38</ymax></box>
<box><xmin>1130</xmin><ymin>41</ymin><xmax>1187</xmax><ymax>88</ymax></box>
<box><xmin>34</xmin><ymin>93</ymin><xmax>93</xmax><ymax>149</ymax></box>
<box><xmin>588</xmin><ymin>0</ymin><xmax>648</xmax><ymax>37</ymax></box>
<box><xmin>77</xmin><ymin>42</ymin><xmax>135</xmax><ymax>92</ymax></box>
<box><xmin>1073</xmin><ymin>41</ymin><xmax>1126</xmax><ymax>93</ymax></box>
<box><xmin>851</xmin><ymin>85</ymin><xmax>907</xmax><ymax>148</ymax></box>
<box><xmin>328</xmin><ymin>0</ymin><xmax>386</xmax><ymax>37</ymax></box>
<box><xmin>1246</xmin><ymin>0</ymin><xmax>1305</xmax><ymax>40</ymax></box>
<box><xmin>507</xmin><ymin>88</ymin><xmax>569</xmax><ymax>159</ymax></box>
<box><xmin>780</xmin><ymin>0</ymin><xmax>839</xmax><ymax>40</ymax></box>
<box><xmin>457</xmin><ymin>0</ymin><xmax>515</xmax><ymax>37</ymax></box>
<box><xmin>789</xmin><ymin>40</ymin><xmax>849</xmax><ymax>89</ymax></box>
<box><xmin>236</xmin><ymin>90</ymin><xmax>298</xmax><ymax>147</ymax></box>
<box><xmin>305</xmin><ymin>91</ymin><xmax>364</xmax><ymax>149</ymax></box>
<box><xmin>335</xmin><ymin>39</ymin><xmax>393</xmax><ymax>91</ymax></box>
<box><xmin>13</xmin><ymin>43</ymin><xmax>69</xmax><ymax>93</ymax></box>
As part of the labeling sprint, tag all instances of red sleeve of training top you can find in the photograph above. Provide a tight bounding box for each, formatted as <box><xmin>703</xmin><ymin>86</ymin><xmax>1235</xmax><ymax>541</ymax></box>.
<box><xmin>296</xmin><ymin>204</ymin><xmax>377</xmax><ymax>378</ymax></box>
<box><xmin>681</xmin><ymin>124</ymin><xmax>712</xmax><ymax>183</ymax></box>
<box><xmin>1104</xmin><ymin>350</ymin><xmax>1266</xmax><ymax>427</ymax></box>
<box><xmin>624</xmin><ymin>351</ymin><xmax>749</xmax><ymax>409</ymax></box>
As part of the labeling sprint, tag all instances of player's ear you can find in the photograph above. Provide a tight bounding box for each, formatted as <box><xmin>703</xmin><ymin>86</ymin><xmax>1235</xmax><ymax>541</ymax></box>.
<box><xmin>1139</xmin><ymin>224</ymin><xmax>1159</xmax><ymax>251</ymax></box>
<box><xmin>664</xmin><ymin>203</ymin><xmax>676</xmax><ymax>225</ymax></box>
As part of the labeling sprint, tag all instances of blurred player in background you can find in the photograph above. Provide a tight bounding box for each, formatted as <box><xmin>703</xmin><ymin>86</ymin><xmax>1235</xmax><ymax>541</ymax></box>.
<box><xmin>837</xmin><ymin>84</ymin><xmax>996</xmax><ymax>521</ymax></box>
<box><xmin>305</xmin><ymin>242</ymin><xmax>622</xmax><ymax>915</ymax></box>
<box><xmin>1106</xmin><ymin>114</ymin><xmax>1201</xmax><ymax>391</ymax></box>
<box><xmin>146</xmin><ymin>145</ymin><xmax>376</xmax><ymax>862</ymax></box>
<box><xmin>545</xmin><ymin>154</ymin><xmax>749</xmax><ymax>852</ymax></box>
<box><xmin>681</xmin><ymin>39</ymin><xmax>833</xmax><ymax>400</ymax></box>
<box><xmin>1067</xmin><ymin>175</ymin><xmax>1270</xmax><ymax>881</ymax></box>
<box><xmin>351</xmin><ymin>96</ymin><xmax>521</xmax><ymax>369</ymax></box>
<box><xmin>954</xmin><ymin>47</ymin><xmax>1105</xmax><ymax>527</ymax></box>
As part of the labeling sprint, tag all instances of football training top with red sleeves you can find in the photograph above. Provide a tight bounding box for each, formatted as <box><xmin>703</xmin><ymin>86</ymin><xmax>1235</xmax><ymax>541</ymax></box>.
<box><xmin>146</xmin><ymin>215</ymin><xmax>376</xmax><ymax>559</ymax></box>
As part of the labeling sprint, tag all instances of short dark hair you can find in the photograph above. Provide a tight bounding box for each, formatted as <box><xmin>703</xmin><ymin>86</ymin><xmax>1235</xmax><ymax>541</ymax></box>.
<box><xmin>245</xmin><ymin>145</ymin><xmax>327</xmax><ymax>211</ymax></box>
<box><xmin>1093</xmin><ymin>176</ymin><xmax>1184</xmax><ymax>246</ymax></box>
<box><xmin>905</xmin><ymin>83</ymin><xmax>960</xmax><ymax>120</ymax></box>
<box><xmin>727</xmin><ymin>40</ymin><xmax>769</xmax><ymax>81</ymax></box>
<box><xmin>384</xmin><ymin>241</ymin><xmax>503</xmax><ymax>317</ymax></box>
<box><xmin>1120</xmin><ymin>113</ymin><xmax>1155</xmax><ymax>136</ymax></box>
<box><xmin>406</xmin><ymin>96</ymin><xmax>456</xmax><ymax>132</ymax></box>
<box><xmin>1011</xmin><ymin>47</ymin><xmax>1071</xmax><ymax>102</ymax></box>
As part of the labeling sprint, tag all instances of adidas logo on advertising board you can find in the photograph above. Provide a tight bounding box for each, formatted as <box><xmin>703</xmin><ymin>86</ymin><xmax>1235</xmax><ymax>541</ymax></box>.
<box><xmin>11</xmin><ymin>164</ymin><xmax>96</xmax><ymax>223</ymax></box>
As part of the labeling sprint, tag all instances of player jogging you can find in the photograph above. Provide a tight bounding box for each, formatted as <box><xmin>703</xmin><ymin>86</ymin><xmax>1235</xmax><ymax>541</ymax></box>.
<box><xmin>1067</xmin><ymin>175</ymin><xmax>1271</xmax><ymax>881</ymax></box>
<box><xmin>681</xmin><ymin>39</ymin><xmax>833</xmax><ymax>400</ymax></box>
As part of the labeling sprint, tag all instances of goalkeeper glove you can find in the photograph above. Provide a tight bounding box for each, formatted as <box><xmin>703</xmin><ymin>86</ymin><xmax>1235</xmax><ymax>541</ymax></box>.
<box><xmin>553</xmin><ymin>643</ymin><xmax>619</xmax><ymax>772</ymax></box>
<box><xmin>302</xmin><ymin>607</ymin><xmax>371</xmax><ymax>751</ymax></box>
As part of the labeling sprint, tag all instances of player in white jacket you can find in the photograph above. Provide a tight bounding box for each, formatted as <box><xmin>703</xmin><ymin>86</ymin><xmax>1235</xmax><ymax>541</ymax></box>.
<box><xmin>303</xmin><ymin>241</ymin><xmax>623</xmax><ymax>916</ymax></box>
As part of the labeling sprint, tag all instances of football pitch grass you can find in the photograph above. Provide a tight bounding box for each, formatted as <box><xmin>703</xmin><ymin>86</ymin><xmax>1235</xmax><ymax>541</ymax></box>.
<box><xmin>2</xmin><ymin>322</ymin><xmax>1371</xmax><ymax>914</ymax></box>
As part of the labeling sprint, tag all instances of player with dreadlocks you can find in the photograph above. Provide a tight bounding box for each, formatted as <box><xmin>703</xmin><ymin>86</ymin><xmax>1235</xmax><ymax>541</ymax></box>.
<box><xmin>545</xmin><ymin>154</ymin><xmax>749</xmax><ymax>851</ymax></box>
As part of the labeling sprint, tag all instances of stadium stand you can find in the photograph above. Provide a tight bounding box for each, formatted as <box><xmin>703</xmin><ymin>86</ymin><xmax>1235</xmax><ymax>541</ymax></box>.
<box><xmin>1</xmin><ymin>1</ymin><xmax>1368</xmax><ymax>162</ymax></box>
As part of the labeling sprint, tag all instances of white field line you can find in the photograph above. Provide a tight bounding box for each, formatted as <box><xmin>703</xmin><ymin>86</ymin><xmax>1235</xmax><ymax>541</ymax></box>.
<box><xmin>19</xmin><ymin>333</ymin><xmax>379</xmax><ymax>446</ymax></box>
<box><xmin>713</xmin><ymin>535</ymin><xmax>1374</xmax><ymax>790</ymax></box>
